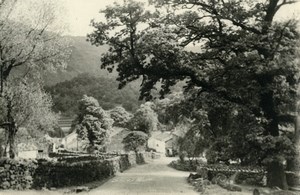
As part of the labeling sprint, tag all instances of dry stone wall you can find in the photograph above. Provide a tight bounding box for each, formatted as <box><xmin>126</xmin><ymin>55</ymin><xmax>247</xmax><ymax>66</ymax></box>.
<box><xmin>0</xmin><ymin>158</ymin><xmax>37</xmax><ymax>190</ymax></box>
<box><xmin>0</xmin><ymin>152</ymin><xmax>153</xmax><ymax>190</ymax></box>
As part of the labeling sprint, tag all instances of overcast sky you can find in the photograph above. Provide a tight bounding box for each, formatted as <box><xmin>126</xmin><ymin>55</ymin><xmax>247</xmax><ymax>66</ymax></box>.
<box><xmin>61</xmin><ymin>0</ymin><xmax>300</xmax><ymax>36</ymax></box>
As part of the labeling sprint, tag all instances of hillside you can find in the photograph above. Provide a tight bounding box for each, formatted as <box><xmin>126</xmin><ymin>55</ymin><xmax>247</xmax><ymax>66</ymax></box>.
<box><xmin>46</xmin><ymin>73</ymin><xmax>142</xmax><ymax>116</ymax></box>
<box><xmin>44</xmin><ymin>36</ymin><xmax>114</xmax><ymax>85</ymax></box>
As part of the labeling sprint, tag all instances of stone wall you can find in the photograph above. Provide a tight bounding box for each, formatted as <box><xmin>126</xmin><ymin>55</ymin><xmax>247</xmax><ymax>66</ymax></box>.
<box><xmin>0</xmin><ymin>152</ymin><xmax>154</xmax><ymax>190</ymax></box>
<box><xmin>0</xmin><ymin>158</ymin><xmax>37</xmax><ymax>190</ymax></box>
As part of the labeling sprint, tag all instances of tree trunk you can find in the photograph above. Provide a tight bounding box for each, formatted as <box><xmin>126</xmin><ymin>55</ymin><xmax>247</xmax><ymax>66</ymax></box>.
<box><xmin>286</xmin><ymin>115</ymin><xmax>300</xmax><ymax>187</ymax></box>
<box><xmin>260</xmin><ymin>89</ymin><xmax>288</xmax><ymax>189</ymax></box>
<box><xmin>5</xmin><ymin>97</ymin><xmax>17</xmax><ymax>159</ymax></box>
<box><xmin>7</xmin><ymin>124</ymin><xmax>17</xmax><ymax>159</ymax></box>
<box><xmin>266</xmin><ymin>160</ymin><xmax>288</xmax><ymax>190</ymax></box>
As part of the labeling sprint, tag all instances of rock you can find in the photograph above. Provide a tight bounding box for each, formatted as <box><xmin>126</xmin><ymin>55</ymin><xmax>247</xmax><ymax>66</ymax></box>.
<box><xmin>229</xmin><ymin>184</ymin><xmax>242</xmax><ymax>192</ymax></box>
<box><xmin>24</xmin><ymin>175</ymin><xmax>33</xmax><ymax>181</ymax></box>
<box><xmin>25</xmin><ymin>184</ymin><xmax>32</xmax><ymax>189</ymax></box>
<box><xmin>16</xmin><ymin>184</ymin><xmax>23</xmax><ymax>190</ymax></box>
<box><xmin>10</xmin><ymin>180</ymin><xmax>16</xmax><ymax>185</ymax></box>
<box><xmin>188</xmin><ymin>173</ymin><xmax>202</xmax><ymax>180</ymax></box>
<box><xmin>73</xmin><ymin>186</ymin><xmax>89</xmax><ymax>193</ymax></box>
<box><xmin>203</xmin><ymin>179</ymin><xmax>211</xmax><ymax>186</ymax></box>
<box><xmin>4</xmin><ymin>164</ymin><xmax>11</xmax><ymax>169</ymax></box>
<box><xmin>1</xmin><ymin>181</ymin><xmax>10</xmax><ymax>189</ymax></box>
<box><xmin>197</xmin><ymin>167</ymin><xmax>208</xmax><ymax>179</ymax></box>
<box><xmin>0</xmin><ymin>171</ymin><xmax>6</xmax><ymax>177</ymax></box>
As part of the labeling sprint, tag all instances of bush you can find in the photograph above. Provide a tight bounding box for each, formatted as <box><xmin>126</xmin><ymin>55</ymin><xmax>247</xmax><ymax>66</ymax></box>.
<box><xmin>286</xmin><ymin>171</ymin><xmax>300</xmax><ymax>187</ymax></box>
<box><xmin>235</xmin><ymin>172</ymin><xmax>265</xmax><ymax>186</ymax></box>
<box><xmin>179</xmin><ymin>151</ymin><xmax>187</xmax><ymax>162</ymax></box>
<box><xmin>197</xmin><ymin>164</ymin><xmax>266</xmax><ymax>186</ymax></box>
<box><xmin>169</xmin><ymin>159</ymin><xmax>206</xmax><ymax>172</ymax></box>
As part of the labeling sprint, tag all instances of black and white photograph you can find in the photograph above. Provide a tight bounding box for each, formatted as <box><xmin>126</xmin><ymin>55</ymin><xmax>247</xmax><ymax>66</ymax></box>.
<box><xmin>0</xmin><ymin>0</ymin><xmax>300</xmax><ymax>194</ymax></box>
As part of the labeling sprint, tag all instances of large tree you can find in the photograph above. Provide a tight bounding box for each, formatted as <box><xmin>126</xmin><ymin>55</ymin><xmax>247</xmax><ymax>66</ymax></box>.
<box><xmin>109</xmin><ymin>106</ymin><xmax>133</xmax><ymax>127</ymax></box>
<box><xmin>0</xmin><ymin>0</ymin><xmax>69</xmax><ymax>158</ymax></box>
<box><xmin>0</xmin><ymin>79</ymin><xmax>58</xmax><ymax>158</ymax></box>
<box><xmin>0</xmin><ymin>0</ymin><xmax>69</xmax><ymax>94</ymax></box>
<box><xmin>126</xmin><ymin>102</ymin><xmax>159</xmax><ymax>134</ymax></box>
<box><xmin>89</xmin><ymin>0</ymin><xmax>299</xmax><ymax>189</ymax></box>
<box><xmin>122</xmin><ymin>131</ymin><xmax>148</xmax><ymax>154</ymax></box>
<box><xmin>73</xmin><ymin>95</ymin><xmax>113</xmax><ymax>153</ymax></box>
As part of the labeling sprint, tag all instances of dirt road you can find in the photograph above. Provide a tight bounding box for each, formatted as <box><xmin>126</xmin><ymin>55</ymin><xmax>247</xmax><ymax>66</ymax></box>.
<box><xmin>89</xmin><ymin>157</ymin><xmax>198</xmax><ymax>195</ymax></box>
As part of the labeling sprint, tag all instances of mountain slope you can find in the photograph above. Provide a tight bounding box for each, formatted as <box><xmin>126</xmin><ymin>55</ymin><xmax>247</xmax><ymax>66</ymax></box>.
<box><xmin>44</xmin><ymin>36</ymin><xmax>114</xmax><ymax>85</ymax></box>
<box><xmin>46</xmin><ymin>73</ymin><xmax>142</xmax><ymax>116</ymax></box>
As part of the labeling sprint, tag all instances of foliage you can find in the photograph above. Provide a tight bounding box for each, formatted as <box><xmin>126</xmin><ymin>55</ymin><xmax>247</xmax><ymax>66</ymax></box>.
<box><xmin>0</xmin><ymin>0</ymin><xmax>70</xmax><ymax>92</ymax></box>
<box><xmin>178</xmin><ymin>128</ymin><xmax>207</xmax><ymax>160</ymax></box>
<box><xmin>73</xmin><ymin>95</ymin><xmax>113</xmax><ymax>153</ymax></box>
<box><xmin>235</xmin><ymin>172</ymin><xmax>266</xmax><ymax>186</ymax></box>
<box><xmin>176</xmin><ymin>107</ymin><xmax>209</xmax><ymax>159</ymax></box>
<box><xmin>0</xmin><ymin>0</ymin><xmax>69</xmax><ymax>159</ymax></box>
<box><xmin>0</xmin><ymin>80</ymin><xmax>58</xmax><ymax>158</ymax></box>
<box><xmin>122</xmin><ymin>131</ymin><xmax>148</xmax><ymax>153</ymax></box>
<box><xmin>169</xmin><ymin>159</ymin><xmax>206</xmax><ymax>172</ymax></box>
<box><xmin>108</xmin><ymin>106</ymin><xmax>133</xmax><ymax>127</ymax></box>
<box><xmin>90</xmin><ymin>0</ymin><xmax>299</xmax><ymax>188</ymax></box>
<box><xmin>46</xmin><ymin>73</ymin><xmax>141</xmax><ymax>115</ymax></box>
<box><xmin>126</xmin><ymin>102</ymin><xmax>159</xmax><ymax>134</ymax></box>
<box><xmin>152</xmin><ymin>91</ymin><xmax>184</xmax><ymax>128</ymax></box>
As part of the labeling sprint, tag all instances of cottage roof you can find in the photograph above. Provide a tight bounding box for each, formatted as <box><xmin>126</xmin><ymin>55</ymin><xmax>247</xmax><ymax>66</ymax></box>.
<box><xmin>152</xmin><ymin>131</ymin><xmax>172</xmax><ymax>142</ymax></box>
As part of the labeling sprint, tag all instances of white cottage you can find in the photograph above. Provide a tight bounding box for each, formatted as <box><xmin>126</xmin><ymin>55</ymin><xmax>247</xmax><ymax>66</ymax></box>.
<box><xmin>17</xmin><ymin>143</ymin><xmax>38</xmax><ymax>159</ymax></box>
<box><xmin>148</xmin><ymin>131</ymin><xmax>173</xmax><ymax>155</ymax></box>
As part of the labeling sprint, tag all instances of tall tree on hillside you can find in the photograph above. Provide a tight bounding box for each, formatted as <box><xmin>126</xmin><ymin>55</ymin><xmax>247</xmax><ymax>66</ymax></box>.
<box><xmin>89</xmin><ymin>0</ymin><xmax>299</xmax><ymax>189</ymax></box>
<box><xmin>73</xmin><ymin>95</ymin><xmax>113</xmax><ymax>153</ymax></box>
<box><xmin>0</xmin><ymin>79</ymin><xmax>58</xmax><ymax>158</ymax></box>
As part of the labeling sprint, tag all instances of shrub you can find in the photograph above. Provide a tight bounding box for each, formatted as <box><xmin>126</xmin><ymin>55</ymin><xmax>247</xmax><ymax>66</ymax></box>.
<box><xmin>169</xmin><ymin>159</ymin><xmax>206</xmax><ymax>172</ymax></box>
<box><xmin>235</xmin><ymin>172</ymin><xmax>265</xmax><ymax>186</ymax></box>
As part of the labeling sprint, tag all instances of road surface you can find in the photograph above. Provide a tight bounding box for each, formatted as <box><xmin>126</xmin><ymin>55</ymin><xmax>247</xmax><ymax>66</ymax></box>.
<box><xmin>89</xmin><ymin>157</ymin><xmax>198</xmax><ymax>195</ymax></box>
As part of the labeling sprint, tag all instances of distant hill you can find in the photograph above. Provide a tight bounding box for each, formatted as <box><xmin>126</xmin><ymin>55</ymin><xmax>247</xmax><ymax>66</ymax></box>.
<box><xmin>45</xmin><ymin>73</ymin><xmax>142</xmax><ymax>116</ymax></box>
<box><xmin>44</xmin><ymin>36</ymin><xmax>114</xmax><ymax>86</ymax></box>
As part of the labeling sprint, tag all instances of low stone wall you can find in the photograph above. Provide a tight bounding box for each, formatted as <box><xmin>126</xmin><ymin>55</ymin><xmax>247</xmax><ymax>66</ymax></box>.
<box><xmin>0</xmin><ymin>158</ymin><xmax>37</xmax><ymax>190</ymax></box>
<box><xmin>0</xmin><ymin>152</ymin><xmax>154</xmax><ymax>190</ymax></box>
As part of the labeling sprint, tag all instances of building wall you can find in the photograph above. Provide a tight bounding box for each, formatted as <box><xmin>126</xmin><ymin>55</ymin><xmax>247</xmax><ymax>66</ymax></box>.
<box><xmin>148</xmin><ymin>138</ymin><xmax>165</xmax><ymax>154</ymax></box>
<box><xmin>165</xmin><ymin>138</ymin><xmax>173</xmax><ymax>149</ymax></box>
<box><xmin>18</xmin><ymin>150</ymin><xmax>38</xmax><ymax>159</ymax></box>
<box><xmin>64</xmin><ymin>132</ymin><xmax>78</xmax><ymax>150</ymax></box>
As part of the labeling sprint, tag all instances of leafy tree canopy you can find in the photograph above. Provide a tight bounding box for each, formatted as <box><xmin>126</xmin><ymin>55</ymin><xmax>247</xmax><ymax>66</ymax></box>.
<box><xmin>73</xmin><ymin>95</ymin><xmax>113</xmax><ymax>153</ymax></box>
<box><xmin>0</xmin><ymin>79</ymin><xmax>58</xmax><ymax>158</ymax></box>
<box><xmin>109</xmin><ymin>106</ymin><xmax>133</xmax><ymax>127</ymax></box>
<box><xmin>122</xmin><ymin>131</ymin><xmax>148</xmax><ymax>153</ymax></box>
<box><xmin>126</xmin><ymin>102</ymin><xmax>160</xmax><ymax>134</ymax></box>
<box><xmin>89</xmin><ymin>0</ymin><xmax>300</xmax><ymax>189</ymax></box>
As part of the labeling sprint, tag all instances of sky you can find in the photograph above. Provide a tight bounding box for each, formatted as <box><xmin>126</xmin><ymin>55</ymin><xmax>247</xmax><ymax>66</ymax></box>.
<box><xmin>60</xmin><ymin>0</ymin><xmax>300</xmax><ymax>36</ymax></box>
<box><xmin>61</xmin><ymin>0</ymin><xmax>148</xmax><ymax>36</ymax></box>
